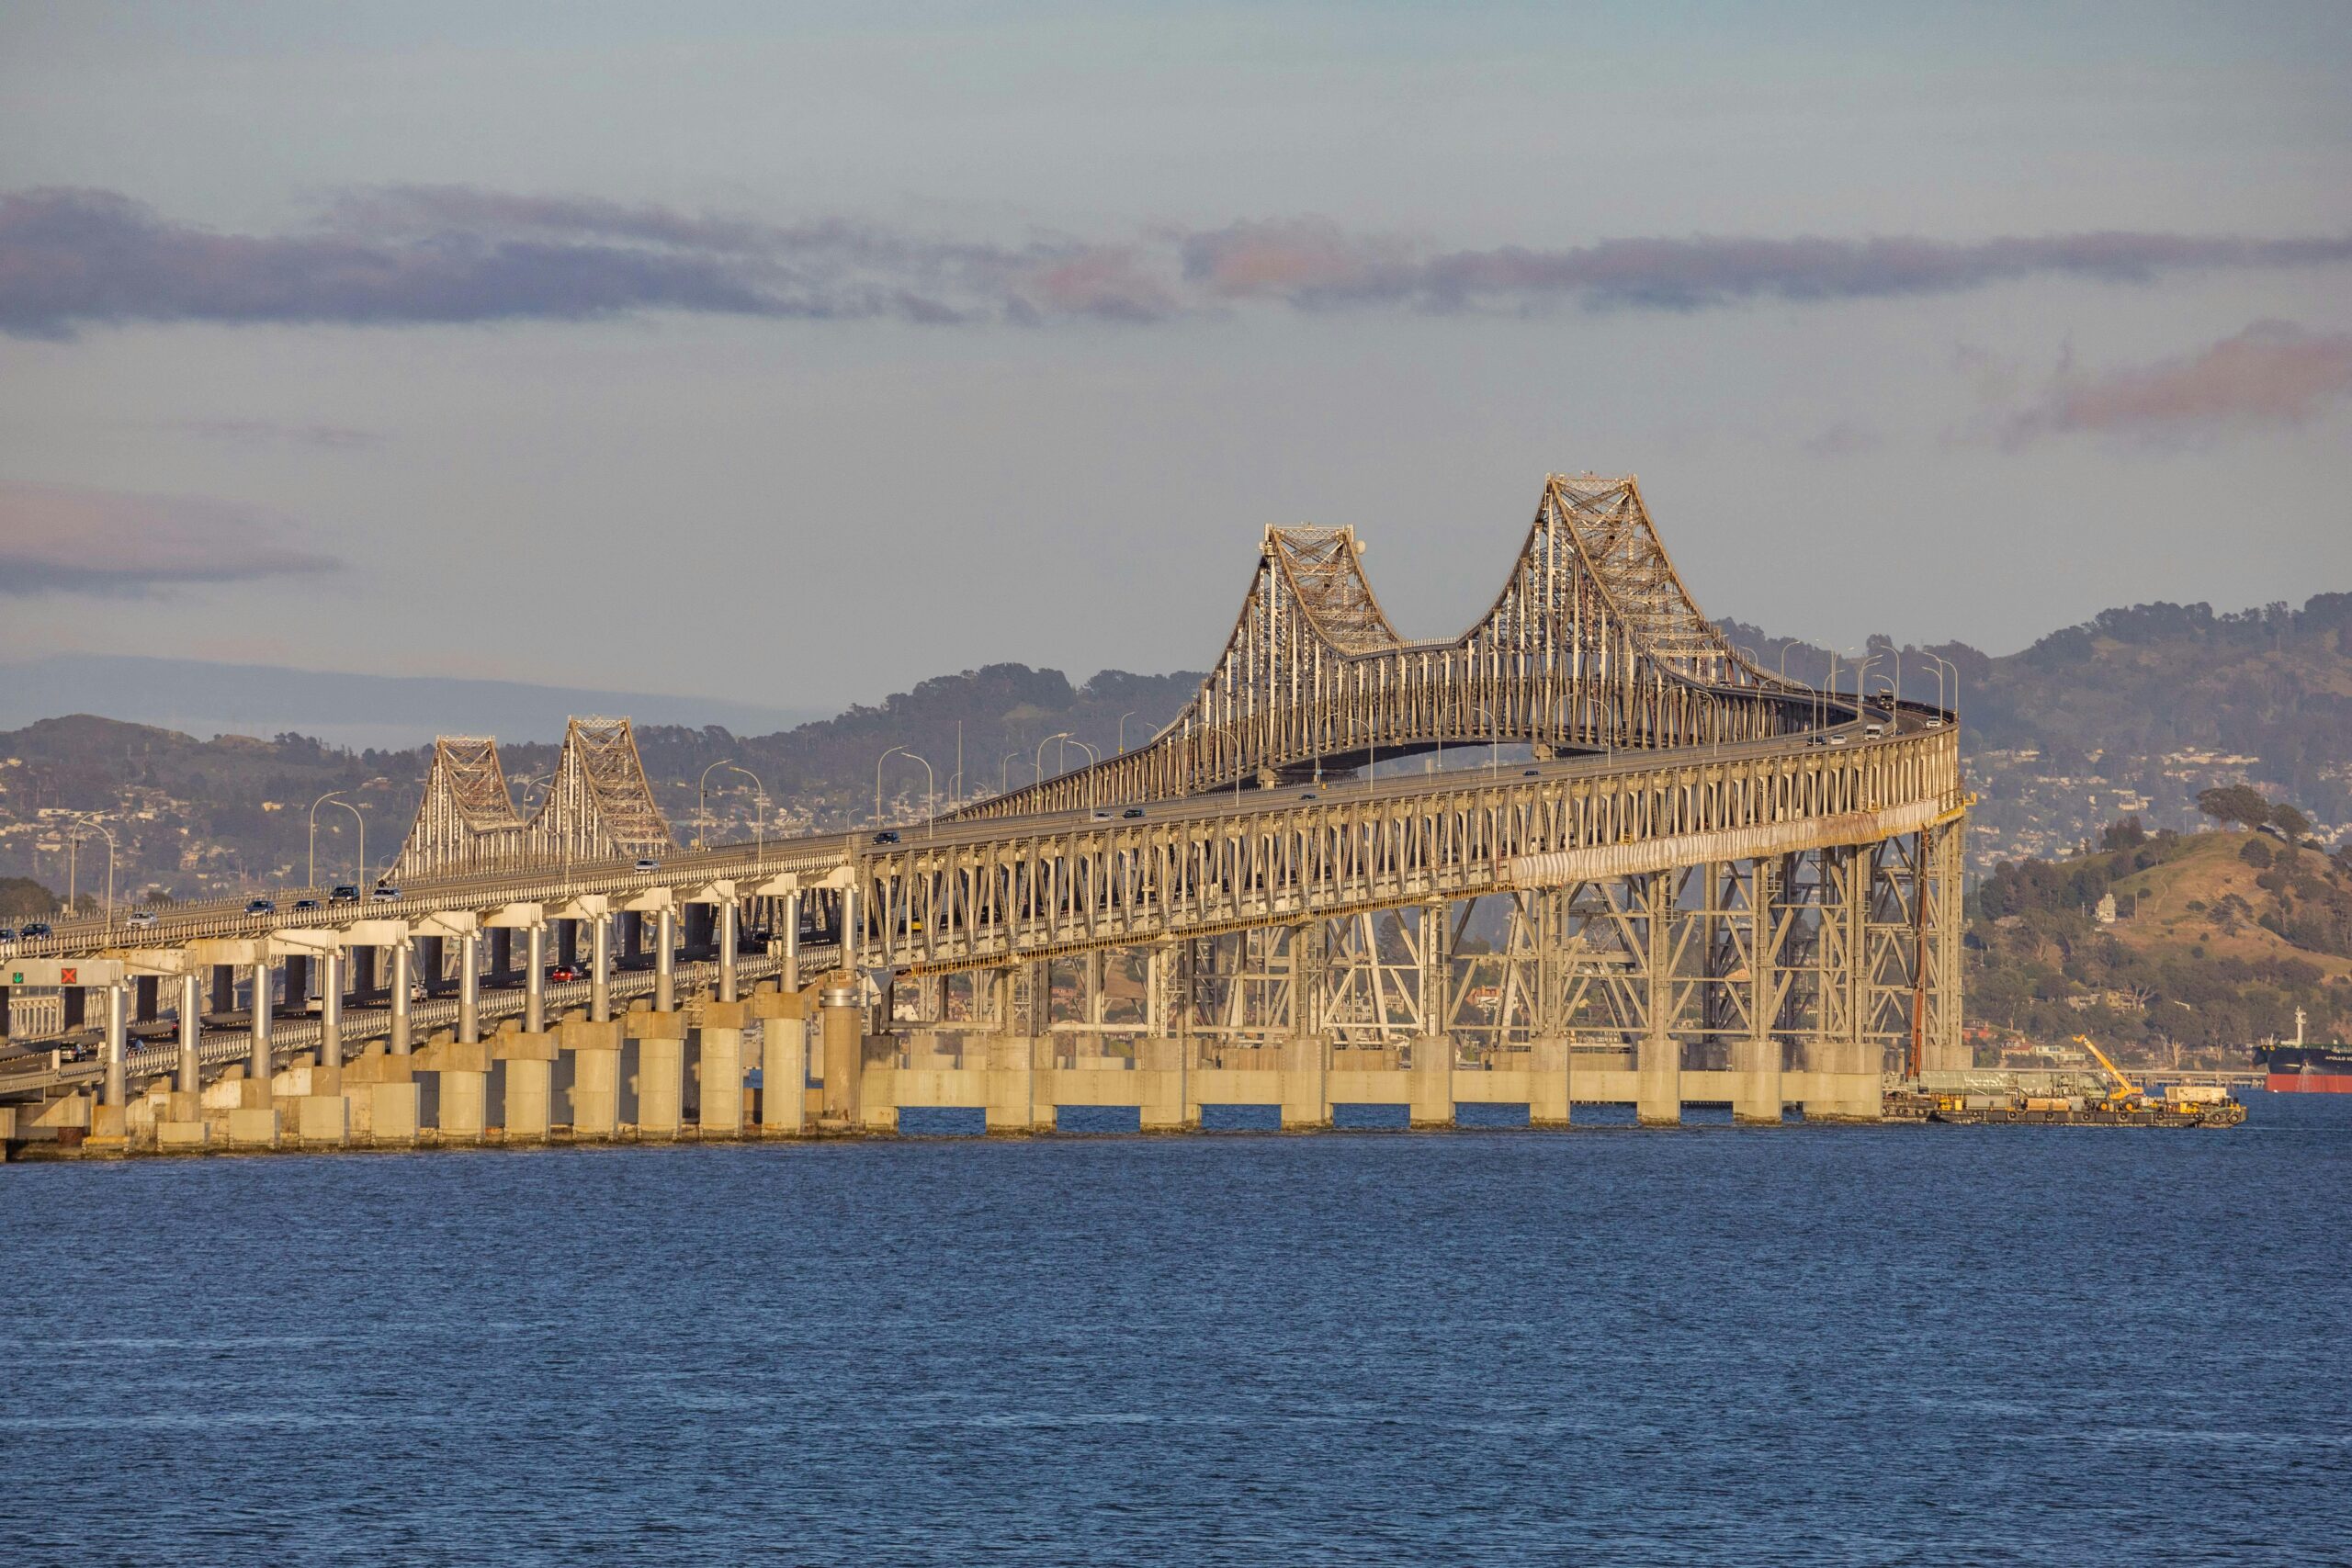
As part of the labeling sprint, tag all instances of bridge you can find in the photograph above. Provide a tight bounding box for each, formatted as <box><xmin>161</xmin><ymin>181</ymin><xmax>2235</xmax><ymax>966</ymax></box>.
<box><xmin>0</xmin><ymin>472</ymin><xmax>1966</xmax><ymax>1156</ymax></box>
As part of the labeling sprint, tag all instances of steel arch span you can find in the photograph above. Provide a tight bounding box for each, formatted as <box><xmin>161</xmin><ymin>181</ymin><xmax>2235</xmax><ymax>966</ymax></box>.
<box><xmin>958</xmin><ymin>473</ymin><xmax>1824</xmax><ymax>819</ymax></box>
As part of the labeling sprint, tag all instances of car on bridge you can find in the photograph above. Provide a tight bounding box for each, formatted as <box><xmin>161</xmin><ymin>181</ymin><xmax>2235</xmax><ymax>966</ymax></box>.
<box><xmin>0</xmin><ymin>927</ymin><xmax>15</xmax><ymax>944</ymax></box>
<box><xmin>330</xmin><ymin>885</ymin><xmax>362</xmax><ymax>904</ymax></box>
<box><xmin>634</xmin><ymin>857</ymin><xmax>661</xmax><ymax>873</ymax></box>
<box><xmin>245</xmin><ymin>899</ymin><xmax>276</xmax><ymax>915</ymax></box>
<box><xmin>371</xmin><ymin>885</ymin><xmax>401</xmax><ymax>902</ymax></box>
<box><xmin>21</xmin><ymin>921</ymin><xmax>51</xmax><ymax>938</ymax></box>
<box><xmin>126</xmin><ymin>909</ymin><xmax>158</xmax><ymax>930</ymax></box>
<box><xmin>873</xmin><ymin>830</ymin><xmax>900</xmax><ymax>844</ymax></box>
<box><xmin>549</xmin><ymin>964</ymin><xmax>582</xmax><ymax>983</ymax></box>
<box><xmin>293</xmin><ymin>897</ymin><xmax>321</xmax><ymax>911</ymax></box>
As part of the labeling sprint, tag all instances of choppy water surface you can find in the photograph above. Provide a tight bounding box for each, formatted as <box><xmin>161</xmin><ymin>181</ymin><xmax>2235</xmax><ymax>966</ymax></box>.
<box><xmin>5</xmin><ymin>1100</ymin><xmax>2347</xmax><ymax>1566</ymax></box>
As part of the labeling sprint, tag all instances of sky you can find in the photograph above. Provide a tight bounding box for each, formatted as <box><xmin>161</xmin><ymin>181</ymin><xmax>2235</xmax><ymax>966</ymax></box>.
<box><xmin>2</xmin><ymin>2</ymin><xmax>2349</xmax><ymax>716</ymax></box>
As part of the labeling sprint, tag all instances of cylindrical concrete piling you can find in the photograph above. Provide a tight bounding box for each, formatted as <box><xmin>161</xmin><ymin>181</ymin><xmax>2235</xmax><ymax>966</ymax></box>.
<box><xmin>718</xmin><ymin>901</ymin><xmax>739</xmax><ymax>1003</ymax></box>
<box><xmin>782</xmin><ymin>891</ymin><xmax>801</xmax><ymax>992</ymax></box>
<box><xmin>176</xmin><ymin>971</ymin><xmax>200</xmax><ymax>1093</ymax></box>
<box><xmin>250</xmin><ymin>959</ymin><xmax>273</xmax><ymax>1083</ymax></box>
<box><xmin>525</xmin><ymin>923</ymin><xmax>546</xmax><ymax>1033</ymax></box>
<box><xmin>319</xmin><ymin>949</ymin><xmax>343</xmax><ymax>1069</ymax></box>
<box><xmin>655</xmin><ymin>908</ymin><xmax>676</xmax><ymax>1012</ymax></box>
<box><xmin>390</xmin><ymin>941</ymin><xmax>413</xmax><ymax>1055</ymax></box>
<box><xmin>458</xmin><ymin>930</ymin><xmax>481</xmax><ymax>1044</ymax></box>
<box><xmin>820</xmin><ymin>977</ymin><xmax>862</xmax><ymax>1127</ymax></box>
<box><xmin>103</xmin><ymin>983</ymin><xmax>128</xmax><ymax>1107</ymax></box>
<box><xmin>590</xmin><ymin>913</ymin><xmax>612</xmax><ymax>1023</ymax></box>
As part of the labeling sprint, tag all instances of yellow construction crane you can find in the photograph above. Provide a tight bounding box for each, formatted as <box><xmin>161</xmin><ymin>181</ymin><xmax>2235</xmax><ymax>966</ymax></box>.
<box><xmin>2071</xmin><ymin>1033</ymin><xmax>2149</xmax><ymax>1108</ymax></box>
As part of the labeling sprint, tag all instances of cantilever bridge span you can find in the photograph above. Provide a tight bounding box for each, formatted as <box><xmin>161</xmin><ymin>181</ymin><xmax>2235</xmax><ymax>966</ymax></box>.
<box><xmin>0</xmin><ymin>472</ymin><xmax>1964</xmax><ymax>1155</ymax></box>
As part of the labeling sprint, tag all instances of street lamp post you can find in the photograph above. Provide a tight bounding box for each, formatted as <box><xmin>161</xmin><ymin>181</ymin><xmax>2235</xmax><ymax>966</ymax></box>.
<box><xmin>695</xmin><ymin>759</ymin><xmax>734</xmax><ymax>850</ymax></box>
<box><xmin>1035</xmin><ymin>732</ymin><xmax>1071</xmax><ymax>794</ymax></box>
<box><xmin>876</xmin><ymin>746</ymin><xmax>906</xmax><ymax>827</ymax></box>
<box><xmin>307</xmin><ymin>790</ymin><xmax>344</xmax><ymax>889</ymax></box>
<box><xmin>328</xmin><ymin>798</ymin><xmax>367</xmax><ymax>886</ymax></box>
<box><xmin>74</xmin><ymin>817</ymin><xmax>117</xmax><ymax>938</ymax></box>
<box><xmin>1000</xmin><ymin>751</ymin><xmax>1021</xmax><ymax>795</ymax></box>
<box><xmin>1066</xmin><ymin>739</ymin><xmax>1099</xmax><ymax>806</ymax></box>
<box><xmin>722</xmin><ymin>764</ymin><xmax>768</xmax><ymax>865</ymax></box>
<box><xmin>1117</xmin><ymin>711</ymin><xmax>1136</xmax><ymax>753</ymax></box>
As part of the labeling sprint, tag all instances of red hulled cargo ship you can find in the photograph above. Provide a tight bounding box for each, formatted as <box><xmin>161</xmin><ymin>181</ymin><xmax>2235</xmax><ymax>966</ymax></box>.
<box><xmin>2257</xmin><ymin>1012</ymin><xmax>2352</xmax><ymax>1092</ymax></box>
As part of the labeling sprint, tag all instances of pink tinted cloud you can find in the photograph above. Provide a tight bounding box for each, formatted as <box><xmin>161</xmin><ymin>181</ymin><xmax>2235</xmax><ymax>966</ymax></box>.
<box><xmin>0</xmin><ymin>481</ymin><xmax>340</xmax><ymax>597</ymax></box>
<box><xmin>2002</xmin><ymin>321</ymin><xmax>2352</xmax><ymax>444</ymax></box>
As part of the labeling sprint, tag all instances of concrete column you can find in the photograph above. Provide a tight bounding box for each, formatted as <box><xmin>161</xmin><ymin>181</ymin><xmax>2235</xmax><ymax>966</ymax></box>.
<box><xmin>1736</xmin><ymin>858</ymin><xmax>1783</xmax><ymax>1124</ymax></box>
<box><xmin>176</xmin><ymin>971</ymin><xmax>201</xmax><ymax>1093</ymax></box>
<box><xmin>782</xmin><ymin>890</ymin><xmax>801</xmax><ymax>992</ymax></box>
<box><xmin>1530</xmin><ymin>1037</ymin><xmax>1571</xmax><ymax>1127</ymax></box>
<box><xmin>103</xmin><ymin>982</ymin><xmax>127</xmax><ymax>1106</ymax></box>
<box><xmin>1638</xmin><ymin>874</ymin><xmax>1681</xmax><ymax>1125</ymax></box>
<box><xmin>758</xmin><ymin>1004</ymin><xmax>808</xmax><ymax>1134</ymax></box>
<box><xmin>820</xmin><ymin>976</ymin><xmax>863</xmax><ymax>1127</ymax></box>
<box><xmin>700</xmin><ymin>999</ymin><xmax>747</xmax><ymax>1134</ymax></box>
<box><xmin>458</xmin><ymin>929</ymin><xmax>481</xmax><ymax>1044</ymax></box>
<box><xmin>630</xmin><ymin>1010</ymin><xmax>686</xmax><ymax>1136</ymax></box>
<box><xmin>318</xmin><ymin>948</ymin><xmax>344</xmax><ymax>1070</ymax></box>
<box><xmin>1281</xmin><ymin>923</ymin><xmax>1330</xmax><ymax>1131</ymax></box>
<box><xmin>839</xmin><ymin>886</ymin><xmax>859</xmax><ymax>973</ymax></box>
<box><xmin>717</xmin><ymin>901</ymin><xmax>739</xmax><ymax>1003</ymax></box>
<box><xmin>390</xmin><ymin>941</ymin><xmax>413</xmax><ymax>1055</ymax></box>
<box><xmin>1410</xmin><ymin>1033</ymin><xmax>1454</xmax><ymax>1128</ymax></box>
<box><xmin>250</xmin><ymin>960</ymin><xmax>274</xmax><ymax>1082</ymax></box>
<box><xmin>589</xmin><ymin>913</ymin><xmax>612</xmax><ymax>1023</ymax></box>
<box><xmin>561</xmin><ymin>1016</ymin><xmax>624</xmax><ymax>1136</ymax></box>
<box><xmin>655</xmin><ymin>908</ymin><xmax>677</xmax><ymax>1012</ymax></box>
<box><xmin>525</xmin><ymin>923</ymin><xmax>547</xmax><ymax>1034</ymax></box>
<box><xmin>493</xmin><ymin>1030</ymin><xmax>555</xmax><ymax>1141</ymax></box>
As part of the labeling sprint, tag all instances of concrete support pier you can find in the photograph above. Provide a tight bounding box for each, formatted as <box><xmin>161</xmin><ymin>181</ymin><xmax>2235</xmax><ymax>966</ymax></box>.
<box><xmin>751</xmin><ymin>988</ymin><xmax>808</xmax><ymax>1134</ymax></box>
<box><xmin>699</xmin><ymin>999</ymin><xmax>747</xmax><ymax>1135</ymax></box>
<box><xmin>629</xmin><ymin>1009</ymin><xmax>686</xmax><ymax>1137</ymax></box>
<box><xmin>562</xmin><ymin>1017</ymin><xmax>624</xmax><ymax>1136</ymax></box>
<box><xmin>818</xmin><ymin>977</ymin><xmax>864</xmax><ymax>1130</ymax></box>
<box><xmin>494</xmin><ymin>1029</ymin><xmax>557</xmax><ymax>1141</ymax></box>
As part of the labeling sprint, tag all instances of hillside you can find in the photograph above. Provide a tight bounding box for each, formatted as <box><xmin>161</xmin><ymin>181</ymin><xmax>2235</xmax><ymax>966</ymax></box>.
<box><xmin>1725</xmin><ymin>590</ymin><xmax>2352</xmax><ymax>866</ymax></box>
<box><xmin>0</xmin><ymin>664</ymin><xmax>1201</xmax><ymax>904</ymax></box>
<box><xmin>1968</xmin><ymin>820</ymin><xmax>2352</xmax><ymax>1065</ymax></box>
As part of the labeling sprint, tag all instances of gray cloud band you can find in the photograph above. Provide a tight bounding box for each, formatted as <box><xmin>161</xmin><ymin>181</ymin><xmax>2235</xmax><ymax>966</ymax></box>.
<box><xmin>4</xmin><ymin>186</ymin><xmax>2348</xmax><ymax>338</ymax></box>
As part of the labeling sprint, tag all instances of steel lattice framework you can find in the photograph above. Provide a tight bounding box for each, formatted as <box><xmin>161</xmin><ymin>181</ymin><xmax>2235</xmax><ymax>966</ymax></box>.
<box><xmin>960</xmin><ymin>474</ymin><xmax>1813</xmax><ymax>818</ymax></box>
<box><xmin>391</xmin><ymin>716</ymin><xmax>673</xmax><ymax>881</ymax></box>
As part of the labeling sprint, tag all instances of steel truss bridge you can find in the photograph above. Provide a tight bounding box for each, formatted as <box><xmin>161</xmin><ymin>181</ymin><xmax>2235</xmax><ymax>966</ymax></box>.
<box><xmin>0</xmin><ymin>472</ymin><xmax>1964</xmax><ymax>1152</ymax></box>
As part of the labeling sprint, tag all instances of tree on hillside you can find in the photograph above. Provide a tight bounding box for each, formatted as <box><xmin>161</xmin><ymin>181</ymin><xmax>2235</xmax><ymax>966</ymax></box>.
<box><xmin>2269</xmin><ymin>803</ymin><xmax>2314</xmax><ymax>842</ymax></box>
<box><xmin>2100</xmin><ymin>816</ymin><xmax>2147</xmax><ymax>852</ymax></box>
<box><xmin>2197</xmin><ymin>784</ymin><xmax>2272</xmax><ymax>830</ymax></box>
<box><xmin>0</xmin><ymin>876</ymin><xmax>60</xmax><ymax>920</ymax></box>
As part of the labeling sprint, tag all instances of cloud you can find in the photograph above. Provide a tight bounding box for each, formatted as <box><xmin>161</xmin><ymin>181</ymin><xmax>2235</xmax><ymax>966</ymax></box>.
<box><xmin>5</xmin><ymin>185</ymin><xmax>2349</xmax><ymax>338</ymax></box>
<box><xmin>0</xmin><ymin>481</ymin><xmax>341</xmax><ymax>597</ymax></box>
<box><xmin>1803</xmin><ymin>421</ymin><xmax>1884</xmax><ymax>457</ymax></box>
<box><xmin>169</xmin><ymin>418</ymin><xmax>380</xmax><ymax>450</ymax></box>
<box><xmin>1997</xmin><ymin>321</ymin><xmax>2352</xmax><ymax>444</ymax></box>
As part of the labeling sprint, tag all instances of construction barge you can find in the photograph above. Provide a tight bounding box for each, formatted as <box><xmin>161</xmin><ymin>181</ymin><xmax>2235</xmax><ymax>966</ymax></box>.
<box><xmin>1885</xmin><ymin>1035</ymin><xmax>2245</xmax><ymax>1128</ymax></box>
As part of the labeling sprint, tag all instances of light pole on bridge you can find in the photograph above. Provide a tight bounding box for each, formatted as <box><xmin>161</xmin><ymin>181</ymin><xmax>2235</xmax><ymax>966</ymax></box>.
<box><xmin>721</xmin><ymin>764</ymin><xmax>768</xmax><ymax>869</ymax></box>
<box><xmin>326</xmin><ymin>797</ymin><xmax>367</xmax><ymax>887</ymax></box>
<box><xmin>1035</xmin><ymin>732</ymin><xmax>1071</xmax><ymax>795</ymax></box>
<box><xmin>695</xmin><ymin>759</ymin><xmax>734</xmax><ymax>850</ymax></box>
<box><xmin>307</xmin><ymin>790</ymin><xmax>344</xmax><ymax>890</ymax></box>
<box><xmin>72</xmin><ymin>816</ymin><xmax>117</xmax><ymax>939</ymax></box>
<box><xmin>1066</xmin><ymin>739</ymin><xmax>1099</xmax><ymax>807</ymax></box>
<box><xmin>1117</xmin><ymin>711</ymin><xmax>1136</xmax><ymax>754</ymax></box>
